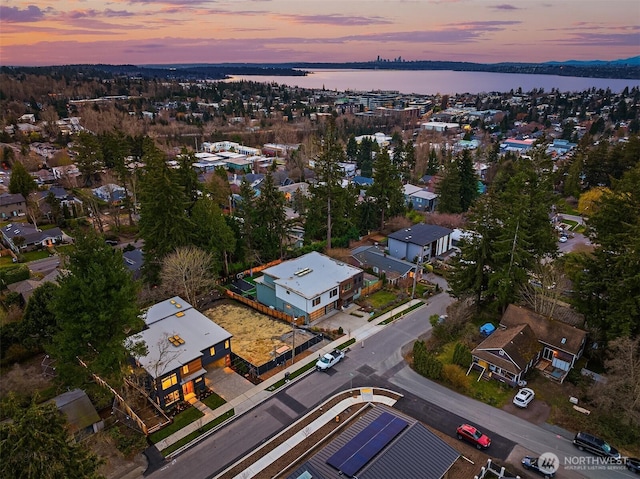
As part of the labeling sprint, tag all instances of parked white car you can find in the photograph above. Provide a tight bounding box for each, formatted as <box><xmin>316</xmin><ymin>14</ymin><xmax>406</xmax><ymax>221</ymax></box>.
<box><xmin>513</xmin><ymin>387</ymin><xmax>535</xmax><ymax>408</ymax></box>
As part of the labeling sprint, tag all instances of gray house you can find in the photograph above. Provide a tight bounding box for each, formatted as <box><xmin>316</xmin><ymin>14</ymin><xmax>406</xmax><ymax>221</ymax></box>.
<box><xmin>255</xmin><ymin>252</ymin><xmax>364</xmax><ymax>324</ymax></box>
<box><xmin>350</xmin><ymin>245</ymin><xmax>415</xmax><ymax>285</ymax></box>
<box><xmin>1</xmin><ymin>222</ymin><xmax>64</xmax><ymax>252</ymax></box>
<box><xmin>387</xmin><ymin>224</ymin><xmax>453</xmax><ymax>263</ymax></box>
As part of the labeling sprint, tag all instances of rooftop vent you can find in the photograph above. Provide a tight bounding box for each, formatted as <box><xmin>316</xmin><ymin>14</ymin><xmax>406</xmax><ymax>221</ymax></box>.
<box><xmin>168</xmin><ymin>335</ymin><xmax>185</xmax><ymax>347</ymax></box>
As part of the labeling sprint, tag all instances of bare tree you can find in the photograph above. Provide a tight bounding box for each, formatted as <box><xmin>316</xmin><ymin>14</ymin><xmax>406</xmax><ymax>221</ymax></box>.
<box><xmin>519</xmin><ymin>263</ymin><xmax>570</xmax><ymax>318</ymax></box>
<box><xmin>592</xmin><ymin>336</ymin><xmax>640</xmax><ymax>427</ymax></box>
<box><xmin>160</xmin><ymin>246</ymin><xmax>216</xmax><ymax>306</ymax></box>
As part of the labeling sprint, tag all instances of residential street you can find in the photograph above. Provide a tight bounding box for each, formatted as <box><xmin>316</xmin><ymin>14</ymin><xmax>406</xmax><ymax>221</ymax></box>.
<box><xmin>148</xmin><ymin>286</ymin><xmax>633</xmax><ymax>479</ymax></box>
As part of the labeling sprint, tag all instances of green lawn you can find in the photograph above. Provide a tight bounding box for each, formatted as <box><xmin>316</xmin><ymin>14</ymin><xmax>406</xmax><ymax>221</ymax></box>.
<box><xmin>366</xmin><ymin>290</ymin><xmax>397</xmax><ymax>308</ymax></box>
<box><xmin>21</xmin><ymin>250</ymin><xmax>52</xmax><ymax>262</ymax></box>
<box><xmin>202</xmin><ymin>392</ymin><xmax>226</xmax><ymax>410</ymax></box>
<box><xmin>149</xmin><ymin>407</ymin><xmax>204</xmax><ymax>443</ymax></box>
<box><xmin>466</xmin><ymin>370</ymin><xmax>513</xmax><ymax>407</ymax></box>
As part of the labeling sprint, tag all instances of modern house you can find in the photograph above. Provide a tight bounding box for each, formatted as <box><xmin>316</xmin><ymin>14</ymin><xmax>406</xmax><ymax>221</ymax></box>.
<box><xmin>471</xmin><ymin>304</ymin><xmax>588</xmax><ymax>385</ymax></box>
<box><xmin>1</xmin><ymin>222</ymin><xmax>64</xmax><ymax>252</ymax></box>
<box><xmin>127</xmin><ymin>297</ymin><xmax>232</xmax><ymax>409</ymax></box>
<box><xmin>350</xmin><ymin>245</ymin><xmax>416</xmax><ymax>285</ymax></box>
<box><xmin>0</xmin><ymin>193</ymin><xmax>26</xmax><ymax>219</ymax></box>
<box><xmin>387</xmin><ymin>224</ymin><xmax>453</xmax><ymax>263</ymax></box>
<box><xmin>255</xmin><ymin>251</ymin><xmax>364</xmax><ymax>324</ymax></box>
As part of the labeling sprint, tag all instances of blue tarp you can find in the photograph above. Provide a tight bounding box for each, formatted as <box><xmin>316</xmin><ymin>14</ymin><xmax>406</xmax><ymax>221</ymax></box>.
<box><xmin>480</xmin><ymin>323</ymin><xmax>496</xmax><ymax>336</ymax></box>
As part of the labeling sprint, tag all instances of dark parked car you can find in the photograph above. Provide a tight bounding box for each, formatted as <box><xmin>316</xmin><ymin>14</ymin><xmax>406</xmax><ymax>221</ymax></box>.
<box><xmin>456</xmin><ymin>423</ymin><xmax>491</xmax><ymax>449</ymax></box>
<box><xmin>626</xmin><ymin>458</ymin><xmax>640</xmax><ymax>474</ymax></box>
<box><xmin>573</xmin><ymin>431</ymin><xmax>621</xmax><ymax>460</ymax></box>
<box><xmin>522</xmin><ymin>456</ymin><xmax>556</xmax><ymax>478</ymax></box>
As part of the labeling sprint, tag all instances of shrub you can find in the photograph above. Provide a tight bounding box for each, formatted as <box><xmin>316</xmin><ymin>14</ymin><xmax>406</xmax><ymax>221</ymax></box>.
<box><xmin>413</xmin><ymin>340</ymin><xmax>443</xmax><ymax>380</ymax></box>
<box><xmin>442</xmin><ymin>364</ymin><xmax>471</xmax><ymax>391</ymax></box>
<box><xmin>452</xmin><ymin>343</ymin><xmax>472</xmax><ymax>368</ymax></box>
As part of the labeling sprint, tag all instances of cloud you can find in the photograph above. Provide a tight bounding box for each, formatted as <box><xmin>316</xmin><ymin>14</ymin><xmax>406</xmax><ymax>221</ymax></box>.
<box><xmin>491</xmin><ymin>4</ymin><xmax>520</xmax><ymax>10</ymax></box>
<box><xmin>279</xmin><ymin>13</ymin><xmax>392</xmax><ymax>26</ymax></box>
<box><xmin>549</xmin><ymin>31</ymin><xmax>640</xmax><ymax>48</ymax></box>
<box><xmin>0</xmin><ymin>5</ymin><xmax>45</xmax><ymax>22</ymax></box>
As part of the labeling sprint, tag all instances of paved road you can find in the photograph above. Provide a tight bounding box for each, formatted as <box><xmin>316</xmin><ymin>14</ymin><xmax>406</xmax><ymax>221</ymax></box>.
<box><xmin>149</xmin><ymin>289</ymin><xmax>634</xmax><ymax>479</ymax></box>
<box><xmin>27</xmin><ymin>256</ymin><xmax>61</xmax><ymax>273</ymax></box>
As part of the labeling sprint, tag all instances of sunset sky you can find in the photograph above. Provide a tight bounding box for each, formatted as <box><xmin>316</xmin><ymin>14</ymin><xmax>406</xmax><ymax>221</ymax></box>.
<box><xmin>1</xmin><ymin>0</ymin><xmax>639</xmax><ymax>66</ymax></box>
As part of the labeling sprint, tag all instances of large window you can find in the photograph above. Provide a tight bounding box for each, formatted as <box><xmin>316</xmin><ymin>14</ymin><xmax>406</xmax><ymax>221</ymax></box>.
<box><xmin>161</xmin><ymin>373</ymin><xmax>178</xmax><ymax>390</ymax></box>
<box><xmin>164</xmin><ymin>390</ymin><xmax>180</xmax><ymax>406</ymax></box>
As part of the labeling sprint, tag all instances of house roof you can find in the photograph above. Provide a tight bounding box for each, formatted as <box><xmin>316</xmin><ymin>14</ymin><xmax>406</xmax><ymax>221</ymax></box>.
<box><xmin>387</xmin><ymin>223</ymin><xmax>453</xmax><ymax>247</ymax></box>
<box><xmin>409</xmin><ymin>189</ymin><xmax>437</xmax><ymax>200</ymax></box>
<box><xmin>52</xmin><ymin>389</ymin><xmax>101</xmax><ymax>433</ymax></box>
<box><xmin>402</xmin><ymin>184</ymin><xmax>423</xmax><ymax>195</ymax></box>
<box><xmin>292</xmin><ymin>405</ymin><xmax>459</xmax><ymax>479</ymax></box>
<box><xmin>500</xmin><ymin>304</ymin><xmax>587</xmax><ymax>355</ymax></box>
<box><xmin>472</xmin><ymin>323</ymin><xmax>539</xmax><ymax>375</ymax></box>
<box><xmin>1</xmin><ymin>223</ymin><xmax>63</xmax><ymax>245</ymax></box>
<box><xmin>351</xmin><ymin>246</ymin><xmax>414</xmax><ymax>279</ymax></box>
<box><xmin>0</xmin><ymin>193</ymin><xmax>25</xmax><ymax>206</ymax></box>
<box><xmin>259</xmin><ymin>251</ymin><xmax>363</xmax><ymax>299</ymax></box>
<box><xmin>131</xmin><ymin>296</ymin><xmax>232</xmax><ymax>378</ymax></box>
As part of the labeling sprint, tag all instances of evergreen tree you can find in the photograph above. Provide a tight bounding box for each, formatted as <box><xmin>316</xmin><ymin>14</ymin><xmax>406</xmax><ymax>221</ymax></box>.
<box><xmin>426</xmin><ymin>148</ymin><xmax>439</xmax><ymax>175</ymax></box>
<box><xmin>436</xmin><ymin>160</ymin><xmax>462</xmax><ymax>213</ymax></box>
<box><xmin>368</xmin><ymin>148</ymin><xmax>405</xmax><ymax>229</ymax></box>
<box><xmin>8</xmin><ymin>160</ymin><xmax>37</xmax><ymax>198</ymax></box>
<box><xmin>309</xmin><ymin>122</ymin><xmax>346</xmax><ymax>249</ymax></box>
<box><xmin>253</xmin><ymin>170</ymin><xmax>287</xmax><ymax>261</ymax></box>
<box><xmin>19</xmin><ymin>282</ymin><xmax>59</xmax><ymax>351</ymax></box>
<box><xmin>191</xmin><ymin>196</ymin><xmax>236</xmax><ymax>277</ymax></box>
<box><xmin>0</xmin><ymin>398</ymin><xmax>104</xmax><ymax>479</ymax></box>
<box><xmin>138</xmin><ymin>142</ymin><xmax>192</xmax><ymax>283</ymax></box>
<box><xmin>74</xmin><ymin>131</ymin><xmax>104</xmax><ymax>186</ymax></box>
<box><xmin>457</xmin><ymin>149</ymin><xmax>479</xmax><ymax>211</ymax></box>
<box><xmin>574</xmin><ymin>163</ymin><xmax>640</xmax><ymax>340</ymax></box>
<box><xmin>48</xmin><ymin>230</ymin><xmax>141</xmax><ymax>385</ymax></box>
<box><xmin>236</xmin><ymin>178</ymin><xmax>259</xmax><ymax>263</ymax></box>
<box><xmin>346</xmin><ymin>135</ymin><xmax>358</xmax><ymax>162</ymax></box>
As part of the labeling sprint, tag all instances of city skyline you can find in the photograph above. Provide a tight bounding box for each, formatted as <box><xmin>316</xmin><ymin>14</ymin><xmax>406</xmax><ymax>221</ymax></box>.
<box><xmin>1</xmin><ymin>0</ymin><xmax>639</xmax><ymax>67</ymax></box>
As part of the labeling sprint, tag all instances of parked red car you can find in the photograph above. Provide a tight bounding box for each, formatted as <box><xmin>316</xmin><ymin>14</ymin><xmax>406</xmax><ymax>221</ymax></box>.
<box><xmin>456</xmin><ymin>423</ymin><xmax>491</xmax><ymax>449</ymax></box>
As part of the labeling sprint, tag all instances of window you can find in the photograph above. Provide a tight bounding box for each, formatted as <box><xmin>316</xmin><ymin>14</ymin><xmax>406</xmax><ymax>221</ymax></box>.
<box><xmin>225</xmin><ymin>340</ymin><xmax>230</xmax><ymax>349</ymax></box>
<box><xmin>342</xmin><ymin>283</ymin><xmax>352</xmax><ymax>292</ymax></box>
<box><xmin>161</xmin><ymin>373</ymin><xmax>178</xmax><ymax>390</ymax></box>
<box><xmin>330</xmin><ymin>288</ymin><xmax>338</xmax><ymax>298</ymax></box>
<box><xmin>182</xmin><ymin>365</ymin><xmax>189</xmax><ymax>375</ymax></box>
<box><xmin>312</xmin><ymin>297</ymin><xmax>321</xmax><ymax>306</ymax></box>
<box><xmin>210</xmin><ymin>346</ymin><xmax>216</xmax><ymax>356</ymax></box>
<box><xmin>164</xmin><ymin>390</ymin><xmax>180</xmax><ymax>406</ymax></box>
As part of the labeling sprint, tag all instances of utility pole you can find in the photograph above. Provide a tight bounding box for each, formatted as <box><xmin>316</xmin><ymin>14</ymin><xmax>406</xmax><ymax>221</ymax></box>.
<box><xmin>411</xmin><ymin>255</ymin><xmax>423</xmax><ymax>299</ymax></box>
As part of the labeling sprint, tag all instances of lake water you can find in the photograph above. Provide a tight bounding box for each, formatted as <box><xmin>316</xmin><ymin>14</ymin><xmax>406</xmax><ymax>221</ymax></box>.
<box><xmin>227</xmin><ymin>69</ymin><xmax>640</xmax><ymax>95</ymax></box>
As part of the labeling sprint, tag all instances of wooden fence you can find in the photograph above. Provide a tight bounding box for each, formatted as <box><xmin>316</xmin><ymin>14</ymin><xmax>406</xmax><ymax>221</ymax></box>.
<box><xmin>225</xmin><ymin>289</ymin><xmax>295</xmax><ymax>323</ymax></box>
<box><xmin>361</xmin><ymin>280</ymin><xmax>383</xmax><ymax>296</ymax></box>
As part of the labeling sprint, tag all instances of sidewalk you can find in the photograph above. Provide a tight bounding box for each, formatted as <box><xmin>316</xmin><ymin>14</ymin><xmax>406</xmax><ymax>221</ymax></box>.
<box><xmin>154</xmin><ymin>299</ymin><xmax>426</xmax><ymax>454</ymax></box>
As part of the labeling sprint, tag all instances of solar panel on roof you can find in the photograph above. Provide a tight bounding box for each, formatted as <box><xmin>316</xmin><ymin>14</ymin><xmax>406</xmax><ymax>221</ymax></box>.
<box><xmin>327</xmin><ymin>412</ymin><xmax>407</xmax><ymax>477</ymax></box>
<box><xmin>327</xmin><ymin>412</ymin><xmax>394</xmax><ymax>470</ymax></box>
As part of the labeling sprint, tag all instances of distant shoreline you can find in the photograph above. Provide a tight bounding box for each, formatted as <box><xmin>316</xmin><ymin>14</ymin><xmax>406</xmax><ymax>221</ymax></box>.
<box><xmin>4</xmin><ymin>60</ymin><xmax>639</xmax><ymax>81</ymax></box>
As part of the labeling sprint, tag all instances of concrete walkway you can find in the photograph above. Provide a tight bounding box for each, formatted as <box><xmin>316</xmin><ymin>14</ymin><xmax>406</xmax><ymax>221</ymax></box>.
<box><xmin>153</xmin><ymin>299</ymin><xmax>425</xmax><ymax>453</ymax></box>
